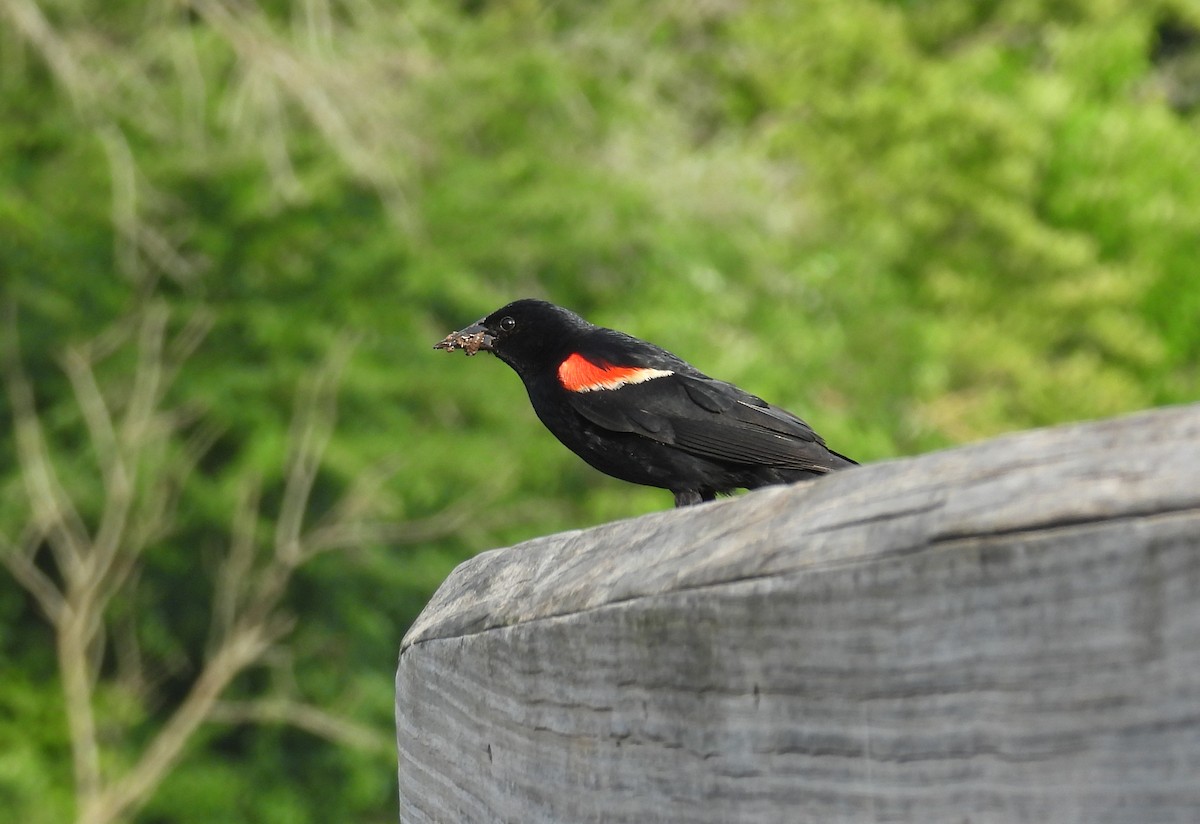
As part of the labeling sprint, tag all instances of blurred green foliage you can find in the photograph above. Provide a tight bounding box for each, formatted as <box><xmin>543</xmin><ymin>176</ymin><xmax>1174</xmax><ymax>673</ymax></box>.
<box><xmin>1</xmin><ymin>0</ymin><xmax>1197</xmax><ymax>821</ymax></box>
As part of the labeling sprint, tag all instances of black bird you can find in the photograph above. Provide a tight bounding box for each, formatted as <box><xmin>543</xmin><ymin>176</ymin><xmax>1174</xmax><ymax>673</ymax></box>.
<box><xmin>434</xmin><ymin>299</ymin><xmax>855</xmax><ymax>507</ymax></box>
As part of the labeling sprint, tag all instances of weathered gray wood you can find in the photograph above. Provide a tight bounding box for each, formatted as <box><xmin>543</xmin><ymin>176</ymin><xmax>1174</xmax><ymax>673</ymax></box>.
<box><xmin>397</xmin><ymin>403</ymin><xmax>1200</xmax><ymax>823</ymax></box>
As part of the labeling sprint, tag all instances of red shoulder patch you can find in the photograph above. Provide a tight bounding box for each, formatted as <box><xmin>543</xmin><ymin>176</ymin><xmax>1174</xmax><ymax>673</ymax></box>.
<box><xmin>557</xmin><ymin>353</ymin><xmax>673</xmax><ymax>393</ymax></box>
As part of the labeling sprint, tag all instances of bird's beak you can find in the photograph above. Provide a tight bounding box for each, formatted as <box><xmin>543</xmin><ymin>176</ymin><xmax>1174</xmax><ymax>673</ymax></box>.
<box><xmin>433</xmin><ymin>319</ymin><xmax>494</xmax><ymax>356</ymax></box>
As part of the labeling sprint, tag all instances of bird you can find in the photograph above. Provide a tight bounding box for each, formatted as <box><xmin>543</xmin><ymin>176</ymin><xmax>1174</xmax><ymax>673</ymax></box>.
<box><xmin>434</xmin><ymin>299</ymin><xmax>856</xmax><ymax>507</ymax></box>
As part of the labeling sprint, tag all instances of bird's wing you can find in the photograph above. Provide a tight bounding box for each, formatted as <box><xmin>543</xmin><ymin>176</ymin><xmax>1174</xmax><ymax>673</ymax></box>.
<box><xmin>564</xmin><ymin>371</ymin><xmax>847</xmax><ymax>473</ymax></box>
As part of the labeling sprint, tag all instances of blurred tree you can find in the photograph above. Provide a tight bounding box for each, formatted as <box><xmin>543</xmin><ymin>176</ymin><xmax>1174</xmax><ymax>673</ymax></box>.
<box><xmin>0</xmin><ymin>303</ymin><xmax>403</xmax><ymax>824</ymax></box>
<box><xmin>0</xmin><ymin>0</ymin><xmax>1197</xmax><ymax>821</ymax></box>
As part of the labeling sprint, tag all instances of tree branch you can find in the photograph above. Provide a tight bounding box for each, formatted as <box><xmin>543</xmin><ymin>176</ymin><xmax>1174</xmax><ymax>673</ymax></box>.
<box><xmin>208</xmin><ymin>476</ymin><xmax>262</xmax><ymax>655</ymax></box>
<box><xmin>210</xmin><ymin>698</ymin><xmax>393</xmax><ymax>755</ymax></box>
<box><xmin>2</xmin><ymin>300</ymin><xmax>411</xmax><ymax>824</ymax></box>
<box><xmin>0</xmin><ymin>523</ymin><xmax>65</xmax><ymax>625</ymax></box>
<box><xmin>58</xmin><ymin>601</ymin><xmax>104</xmax><ymax>813</ymax></box>
<box><xmin>274</xmin><ymin>341</ymin><xmax>352</xmax><ymax>568</ymax></box>
<box><xmin>81</xmin><ymin>625</ymin><xmax>276</xmax><ymax>824</ymax></box>
<box><xmin>2</xmin><ymin>303</ymin><xmax>92</xmax><ymax>586</ymax></box>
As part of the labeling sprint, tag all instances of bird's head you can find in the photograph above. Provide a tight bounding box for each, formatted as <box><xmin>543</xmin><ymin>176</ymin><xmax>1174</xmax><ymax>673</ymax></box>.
<box><xmin>433</xmin><ymin>299</ymin><xmax>590</xmax><ymax>378</ymax></box>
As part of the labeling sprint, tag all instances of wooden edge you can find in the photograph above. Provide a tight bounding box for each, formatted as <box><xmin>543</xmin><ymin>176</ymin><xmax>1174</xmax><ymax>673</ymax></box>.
<box><xmin>403</xmin><ymin>403</ymin><xmax>1200</xmax><ymax>650</ymax></box>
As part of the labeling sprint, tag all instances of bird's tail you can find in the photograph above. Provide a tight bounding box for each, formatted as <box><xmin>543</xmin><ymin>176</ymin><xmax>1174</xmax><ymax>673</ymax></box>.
<box><xmin>826</xmin><ymin>449</ymin><xmax>858</xmax><ymax>468</ymax></box>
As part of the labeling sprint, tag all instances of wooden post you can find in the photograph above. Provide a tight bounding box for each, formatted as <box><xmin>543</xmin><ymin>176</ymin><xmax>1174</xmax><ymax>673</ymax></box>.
<box><xmin>397</xmin><ymin>404</ymin><xmax>1200</xmax><ymax>823</ymax></box>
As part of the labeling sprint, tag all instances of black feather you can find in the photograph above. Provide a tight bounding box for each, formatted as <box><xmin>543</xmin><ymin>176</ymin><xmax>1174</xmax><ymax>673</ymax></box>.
<box><xmin>435</xmin><ymin>299</ymin><xmax>857</xmax><ymax>507</ymax></box>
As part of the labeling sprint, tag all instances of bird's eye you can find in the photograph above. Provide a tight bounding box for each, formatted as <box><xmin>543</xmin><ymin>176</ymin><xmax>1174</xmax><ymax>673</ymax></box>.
<box><xmin>499</xmin><ymin>316</ymin><xmax>516</xmax><ymax>332</ymax></box>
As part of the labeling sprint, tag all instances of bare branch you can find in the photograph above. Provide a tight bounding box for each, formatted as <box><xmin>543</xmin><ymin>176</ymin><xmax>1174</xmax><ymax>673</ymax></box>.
<box><xmin>305</xmin><ymin>453</ymin><xmax>406</xmax><ymax>541</ymax></box>
<box><xmin>185</xmin><ymin>0</ymin><xmax>401</xmax><ymax>194</ymax></box>
<box><xmin>210</xmin><ymin>698</ymin><xmax>393</xmax><ymax>755</ymax></box>
<box><xmin>170</xmin><ymin>16</ymin><xmax>210</xmax><ymax>150</ymax></box>
<box><xmin>162</xmin><ymin>309</ymin><xmax>215</xmax><ymax>390</ymax></box>
<box><xmin>125</xmin><ymin>415</ymin><xmax>225</xmax><ymax>556</ymax></box>
<box><xmin>275</xmin><ymin>341</ymin><xmax>353</xmax><ymax>566</ymax></box>
<box><xmin>0</xmin><ymin>0</ymin><xmax>94</xmax><ymax>112</ymax></box>
<box><xmin>95</xmin><ymin>124</ymin><xmax>202</xmax><ymax>288</ymax></box>
<box><xmin>209</xmin><ymin>476</ymin><xmax>262</xmax><ymax>654</ymax></box>
<box><xmin>96</xmin><ymin>123</ymin><xmax>144</xmax><ymax>283</ymax></box>
<box><xmin>60</xmin><ymin>344</ymin><xmax>141</xmax><ymax>616</ymax></box>
<box><xmin>60</xmin><ymin>347</ymin><xmax>123</xmax><ymax>499</ymax></box>
<box><xmin>111</xmin><ymin>571</ymin><xmax>148</xmax><ymax>699</ymax></box>
<box><xmin>3</xmin><ymin>294</ymin><xmax>414</xmax><ymax>824</ymax></box>
<box><xmin>74</xmin><ymin>318</ymin><xmax>137</xmax><ymax>368</ymax></box>
<box><xmin>121</xmin><ymin>303</ymin><xmax>170</xmax><ymax>447</ymax></box>
<box><xmin>0</xmin><ymin>523</ymin><xmax>65</xmax><ymax>625</ymax></box>
<box><xmin>304</xmin><ymin>464</ymin><xmax>528</xmax><ymax>555</ymax></box>
<box><xmin>83</xmin><ymin>625</ymin><xmax>277</xmax><ymax>824</ymax></box>
<box><xmin>0</xmin><ymin>3</ymin><xmax>199</xmax><ymax>290</ymax></box>
<box><xmin>84</xmin><ymin>309</ymin><xmax>170</xmax><ymax>610</ymax></box>
<box><xmin>58</xmin><ymin>607</ymin><xmax>103</xmax><ymax>813</ymax></box>
<box><xmin>305</xmin><ymin>509</ymin><xmax>470</xmax><ymax>554</ymax></box>
<box><xmin>1</xmin><ymin>302</ymin><xmax>91</xmax><ymax>585</ymax></box>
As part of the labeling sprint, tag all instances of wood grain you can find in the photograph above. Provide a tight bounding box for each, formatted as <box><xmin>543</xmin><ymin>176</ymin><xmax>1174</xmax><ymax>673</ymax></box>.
<box><xmin>398</xmin><ymin>403</ymin><xmax>1200</xmax><ymax>823</ymax></box>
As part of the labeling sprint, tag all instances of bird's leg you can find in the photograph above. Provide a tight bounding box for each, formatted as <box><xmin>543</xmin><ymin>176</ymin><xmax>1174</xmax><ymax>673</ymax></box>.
<box><xmin>673</xmin><ymin>489</ymin><xmax>703</xmax><ymax>507</ymax></box>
